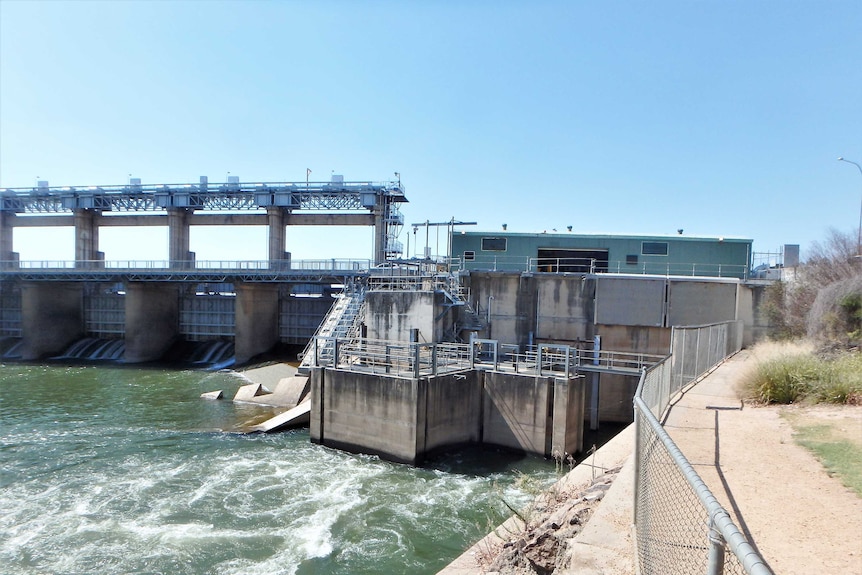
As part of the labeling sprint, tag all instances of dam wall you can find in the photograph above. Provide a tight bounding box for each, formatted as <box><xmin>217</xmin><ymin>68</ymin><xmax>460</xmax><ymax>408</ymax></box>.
<box><xmin>310</xmin><ymin>366</ymin><xmax>584</xmax><ymax>466</ymax></box>
<box><xmin>482</xmin><ymin>371</ymin><xmax>586</xmax><ymax>458</ymax></box>
<box><xmin>6</xmin><ymin>279</ymin><xmax>332</xmax><ymax>362</ymax></box>
<box><xmin>462</xmin><ymin>272</ymin><xmax>767</xmax><ymax>424</ymax></box>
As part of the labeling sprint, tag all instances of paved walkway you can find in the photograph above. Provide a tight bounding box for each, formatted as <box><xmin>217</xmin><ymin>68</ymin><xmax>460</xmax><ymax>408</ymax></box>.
<box><xmin>440</xmin><ymin>351</ymin><xmax>862</xmax><ymax>574</ymax></box>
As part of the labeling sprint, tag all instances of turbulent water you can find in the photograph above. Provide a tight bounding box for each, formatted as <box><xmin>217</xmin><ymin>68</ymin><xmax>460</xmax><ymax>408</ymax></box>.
<box><xmin>0</xmin><ymin>364</ymin><xmax>558</xmax><ymax>575</ymax></box>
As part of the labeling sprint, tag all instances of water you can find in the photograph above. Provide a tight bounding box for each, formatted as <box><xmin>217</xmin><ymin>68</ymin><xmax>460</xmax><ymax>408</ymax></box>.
<box><xmin>0</xmin><ymin>364</ymin><xmax>558</xmax><ymax>575</ymax></box>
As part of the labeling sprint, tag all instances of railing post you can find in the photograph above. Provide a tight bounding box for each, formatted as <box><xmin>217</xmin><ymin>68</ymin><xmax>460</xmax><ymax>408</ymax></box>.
<box><xmin>413</xmin><ymin>343</ymin><xmax>420</xmax><ymax>379</ymax></box>
<box><xmin>386</xmin><ymin>344</ymin><xmax>392</xmax><ymax>375</ymax></box>
<box><xmin>707</xmin><ymin>517</ymin><xmax>727</xmax><ymax>575</ymax></box>
<box><xmin>431</xmin><ymin>343</ymin><xmax>438</xmax><ymax>376</ymax></box>
<box><xmin>333</xmin><ymin>337</ymin><xmax>340</xmax><ymax>368</ymax></box>
<box><xmin>536</xmin><ymin>345</ymin><xmax>543</xmax><ymax>375</ymax></box>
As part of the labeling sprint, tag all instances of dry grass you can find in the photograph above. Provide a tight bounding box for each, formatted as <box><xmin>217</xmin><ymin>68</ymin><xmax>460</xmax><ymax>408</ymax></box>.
<box><xmin>738</xmin><ymin>340</ymin><xmax>862</xmax><ymax>405</ymax></box>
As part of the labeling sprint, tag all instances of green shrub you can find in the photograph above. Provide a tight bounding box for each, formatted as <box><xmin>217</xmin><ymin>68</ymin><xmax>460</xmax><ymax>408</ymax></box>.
<box><xmin>741</xmin><ymin>344</ymin><xmax>862</xmax><ymax>405</ymax></box>
<box><xmin>746</xmin><ymin>354</ymin><xmax>820</xmax><ymax>403</ymax></box>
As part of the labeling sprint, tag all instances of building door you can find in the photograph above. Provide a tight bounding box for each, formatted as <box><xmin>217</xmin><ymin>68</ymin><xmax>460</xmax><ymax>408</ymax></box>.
<box><xmin>537</xmin><ymin>248</ymin><xmax>609</xmax><ymax>273</ymax></box>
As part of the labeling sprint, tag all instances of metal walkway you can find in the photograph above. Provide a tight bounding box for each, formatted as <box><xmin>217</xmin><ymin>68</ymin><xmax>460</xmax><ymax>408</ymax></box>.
<box><xmin>0</xmin><ymin>259</ymin><xmax>374</xmax><ymax>283</ymax></box>
<box><xmin>1</xmin><ymin>178</ymin><xmax>406</xmax><ymax>213</ymax></box>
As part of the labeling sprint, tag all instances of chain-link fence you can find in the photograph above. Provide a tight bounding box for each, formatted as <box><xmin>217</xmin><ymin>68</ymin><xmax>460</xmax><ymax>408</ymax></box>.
<box><xmin>634</xmin><ymin>321</ymin><xmax>771</xmax><ymax>575</ymax></box>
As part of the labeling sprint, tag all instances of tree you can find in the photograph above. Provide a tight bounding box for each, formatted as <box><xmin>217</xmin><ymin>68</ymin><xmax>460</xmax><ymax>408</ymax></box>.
<box><xmin>766</xmin><ymin>228</ymin><xmax>862</xmax><ymax>345</ymax></box>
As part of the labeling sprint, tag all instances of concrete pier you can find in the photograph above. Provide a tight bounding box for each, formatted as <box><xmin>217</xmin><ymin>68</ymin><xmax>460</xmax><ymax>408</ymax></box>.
<box><xmin>21</xmin><ymin>282</ymin><xmax>84</xmax><ymax>359</ymax></box>
<box><xmin>266</xmin><ymin>207</ymin><xmax>287</xmax><ymax>264</ymax></box>
<box><xmin>74</xmin><ymin>209</ymin><xmax>101</xmax><ymax>265</ymax></box>
<box><xmin>0</xmin><ymin>212</ymin><xmax>17</xmax><ymax>264</ymax></box>
<box><xmin>167</xmin><ymin>207</ymin><xmax>193</xmax><ymax>266</ymax></box>
<box><xmin>234</xmin><ymin>283</ymin><xmax>279</xmax><ymax>364</ymax></box>
<box><xmin>124</xmin><ymin>283</ymin><xmax>180</xmax><ymax>363</ymax></box>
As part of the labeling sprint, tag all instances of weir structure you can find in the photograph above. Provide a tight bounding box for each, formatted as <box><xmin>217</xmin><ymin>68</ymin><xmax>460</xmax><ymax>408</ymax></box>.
<box><xmin>0</xmin><ymin>175</ymin><xmax>407</xmax><ymax>363</ymax></box>
<box><xmin>293</xmin><ymin>263</ymin><xmax>770</xmax><ymax>465</ymax></box>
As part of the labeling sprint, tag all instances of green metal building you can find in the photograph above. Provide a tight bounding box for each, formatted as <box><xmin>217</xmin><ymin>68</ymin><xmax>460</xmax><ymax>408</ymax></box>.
<box><xmin>450</xmin><ymin>231</ymin><xmax>752</xmax><ymax>279</ymax></box>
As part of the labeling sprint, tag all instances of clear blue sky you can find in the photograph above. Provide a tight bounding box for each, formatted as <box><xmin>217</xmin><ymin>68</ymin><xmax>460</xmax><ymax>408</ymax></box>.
<box><xmin>1</xmin><ymin>0</ymin><xmax>860</xmax><ymax>263</ymax></box>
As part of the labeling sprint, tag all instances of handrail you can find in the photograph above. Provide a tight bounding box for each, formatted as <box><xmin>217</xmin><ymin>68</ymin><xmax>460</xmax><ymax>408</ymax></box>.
<box><xmin>450</xmin><ymin>255</ymin><xmax>749</xmax><ymax>279</ymax></box>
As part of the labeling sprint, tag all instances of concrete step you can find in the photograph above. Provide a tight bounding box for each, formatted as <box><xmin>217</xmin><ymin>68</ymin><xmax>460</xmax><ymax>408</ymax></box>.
<box><xmin>251</xmin><ymin>399</ymin><xmax>311</xmax><ymax>433</ymax></box>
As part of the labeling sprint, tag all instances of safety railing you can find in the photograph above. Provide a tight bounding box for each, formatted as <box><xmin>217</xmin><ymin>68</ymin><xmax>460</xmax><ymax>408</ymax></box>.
<box><xmin>465</xmin><ymin>339</ymin><xmax>665</xmax><ymax>378</ymax></box>
<box><xmin>308</xmin><ymin>337</ymin><xmax>473</xmax><ymax>379</ymax></box>
<box><xmin>0</xmin><ymin>258</ymin><xmax>374</xmax><ymax>271</ymax></box>
<box><xmin>633</xmin><ymin>320</ymin><xmax>770</xmax><ymax>575</ymax></box>
<box><xmin>450</xmin><ymin>255</ymin><xmax>749</xmax><ymax>279</ymax></box>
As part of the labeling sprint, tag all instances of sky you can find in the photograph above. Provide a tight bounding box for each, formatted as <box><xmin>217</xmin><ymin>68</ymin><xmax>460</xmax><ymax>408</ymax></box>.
<box><xmin>1</xmin><ymin>0</ymin><xmax>860</xmax><ymax>264</ymax></box>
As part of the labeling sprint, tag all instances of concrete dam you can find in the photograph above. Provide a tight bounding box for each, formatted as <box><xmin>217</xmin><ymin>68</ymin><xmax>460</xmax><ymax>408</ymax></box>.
<box><xmin>0</xmin><ymin>176</ymin><xmax>770</xmax><ymax>465</ymax></box>
<box><xmin>229</xmin><ymin>268</ymin><xmax>761</xmax><ymax>465</ymax></box>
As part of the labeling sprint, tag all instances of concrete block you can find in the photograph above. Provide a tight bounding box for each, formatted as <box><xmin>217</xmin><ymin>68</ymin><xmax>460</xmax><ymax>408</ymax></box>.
<box><xmin>233</xmin><ymin>383</ymin><xmax>270</xmax><ymax>402</ymax></box>
<box><xmin>253</xmin><ymin>400</ymin><xmax>311</xmax><ymax>432</ymax></box>
<box><xmin>200</xmin><ymin>390</ymin><xmax>224</xmax><ymax>400</ymax></box>
<box><xmin>272</xmin><ymin>375</ymin><xmax>310</xmax><ymax>406</ymax></box>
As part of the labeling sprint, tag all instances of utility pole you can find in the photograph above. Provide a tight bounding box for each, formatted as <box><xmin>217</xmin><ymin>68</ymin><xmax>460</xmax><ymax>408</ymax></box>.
<box><xmin>838</xmin><ymin>157</ymin><xmax>862</xmax><ymax>256</ymax></box>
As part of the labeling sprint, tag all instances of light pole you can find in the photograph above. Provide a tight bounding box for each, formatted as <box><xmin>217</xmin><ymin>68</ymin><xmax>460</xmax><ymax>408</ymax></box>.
<box><xmin>837</xmin><ymin>157</ymin><xmax>862</xmax><ymax>255</ymax></box>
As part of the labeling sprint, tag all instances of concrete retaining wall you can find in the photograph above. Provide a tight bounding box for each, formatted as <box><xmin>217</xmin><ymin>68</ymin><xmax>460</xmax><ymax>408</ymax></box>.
<box><xmin>366</xmin><ymin>290</ymin><xmax>448</xmax><ymax>343</ymax></box>
<box><xmin>310</xmin><ymin>367</ymin><xmax>483</xmax><ymax>465</ymax></box>
<box><xmin>311</xmin><ymin>367</ymin><xmax>585</xmax><ymax>465</ymax></box>
<box><xmin>482</xmin><ymin>372</ymin><xmax>553</xmax><ymax>454</ymax></box>
<box><xmin>423</xmin><ymin>372</ymin><xmax>483</xmax><ymax>454</ymax></box>
<box><xmin>535</xmin><ymin>276</ymin><xmax>595</xmax><ymax>344</ymax></box>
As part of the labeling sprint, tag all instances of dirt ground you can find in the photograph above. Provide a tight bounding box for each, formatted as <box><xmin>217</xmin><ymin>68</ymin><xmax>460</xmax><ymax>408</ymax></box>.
<box><xmin>663</xmin><ymin>351</ymin><xmax>862</xmax><ymax>575</ymax></box>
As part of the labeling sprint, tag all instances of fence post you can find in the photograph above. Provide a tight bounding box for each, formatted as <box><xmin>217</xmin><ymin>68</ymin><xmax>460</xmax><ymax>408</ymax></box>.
<box><xmin>431</xmin><ymin>343</ymin><xmax>438</xmax><ymax>376</ymax></box>
<box><xmin>413</xmin><ymin>343</ymin><xmax>420</xmax><ymax>379</ymax></box>
<box><xmin>707</xmin><ymin>517</ymin><xmax>727</xmax><ymax>575</ymax></box>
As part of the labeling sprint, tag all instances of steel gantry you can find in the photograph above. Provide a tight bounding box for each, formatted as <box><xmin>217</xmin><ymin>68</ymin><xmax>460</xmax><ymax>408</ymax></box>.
<box><xmin>0</xmin><ymin>176</ymin><xmax>407</xmax><ymax>266</ymax></box>
<box><xmin>0</xmin><ymin>178</ymin><xmax>406</xmax><ymax>213</ymax></box>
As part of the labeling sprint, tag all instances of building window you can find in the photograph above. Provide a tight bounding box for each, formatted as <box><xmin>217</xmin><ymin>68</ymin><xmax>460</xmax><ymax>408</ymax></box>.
<box><xmin>626</xmin><ymin>254</ymin><xmax>639</xmax><ymax>265</ymax></box>
<box><xmin>464</xmin><ymin>251</ymin><xmax>475</xmax><ymax>261</ymax></box>
<box><xmin>642</xmin><ymin>241</ymin><xmax>668</xmax><ymax>256</ymax></box>
<box><xmin>481</xmin><ymin>237</ymin><xmax>507</xmax><ymax>252</ymax></box>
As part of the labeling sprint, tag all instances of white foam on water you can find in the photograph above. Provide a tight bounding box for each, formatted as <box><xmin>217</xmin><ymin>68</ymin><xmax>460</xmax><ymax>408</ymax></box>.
<box><xmin>1</xmin><ymin>365</ymin><xmax>558</xmax><ymax>575</ymax></box>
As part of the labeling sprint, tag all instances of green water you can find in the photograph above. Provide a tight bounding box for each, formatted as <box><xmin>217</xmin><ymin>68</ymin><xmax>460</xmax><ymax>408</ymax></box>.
<box><xmin>0</xmin><ymin>364</ymin><xmax>557</xmax><ymax>575</ymax></box>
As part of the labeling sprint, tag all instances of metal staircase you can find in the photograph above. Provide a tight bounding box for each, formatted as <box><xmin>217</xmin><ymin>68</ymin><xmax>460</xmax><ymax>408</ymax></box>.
<box><xmin>437</xmin><ymin>274</ymin><xmax>484</xmax><ymax>341</ymax></box>
<box><xmin>297</xmin><ymin>282</ymin><xmax>367</xmax><ymax>374</ymax></box>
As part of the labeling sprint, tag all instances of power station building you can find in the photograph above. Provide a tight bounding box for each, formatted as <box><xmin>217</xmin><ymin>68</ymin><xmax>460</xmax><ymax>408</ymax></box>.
<box><xmin>450</xmin><ymin>231</ymin><xmax>752</xmax><ymax>279</ymax></box>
